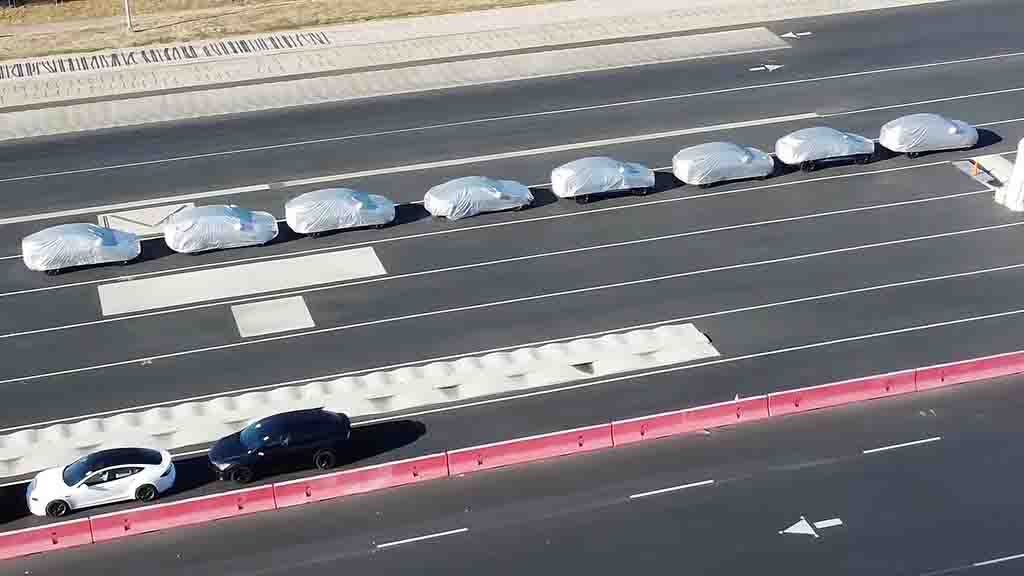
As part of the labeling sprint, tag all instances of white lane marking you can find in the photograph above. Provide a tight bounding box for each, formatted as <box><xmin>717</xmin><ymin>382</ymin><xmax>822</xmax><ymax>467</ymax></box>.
<box><xmin>232</xmin><ymin>296</ymin><xmax>315</xmax><ymax>338</ymax></box>
<box><xmin>0</xmin><ymin>113</ymin><xmax>815</xmax><ymax>226</ymax></box>
<box><xmin>0</xmin><ymin>254</ymin><xmax>22</xmax><ymax>260</ymax></box>
<box><xmin>749</xmin><ymin>64</ymin><xmax>785</xmax><ymax>72</ymax></box>
<box><xmin>4</xmin><ymin>256</ymin><xmax>1023</xmax><ymax>434</ymax></box>
<box><xmin>0</xmin><ymin>160</ymin><xmax>956</xmax><ymax>299</ymax></box>
<box><xmin>629</xmin><ymin>479</ymin><xmax>715</xmax><ymax>499</ymax></box>
<box><xmin>0</xmin><ymin>188</ymin><xmax>988</xmax><ymax>339</ymax></box>
<box><xmin>0</xmin><ymin>184</ymin><xmax>271</xmax><ymax>226</ymax></box>
<box><xmin>974</xmin><ymin>552</ymin><xmax>1024</xmax><ymax>567</ymax></box>
<box><xmin>97</xmin><ymin>247</ymin><xmax>386</xmax><ymax>316</ymax></box>
<box><xmin>1</xmin><ymin>47</ymin><xmax>1021</xmax><ymax>187</ymax></box>
<box><xmin>376</xmin><ymin>528</ymin><xmax>469</xmax><ymax>549</ymax></box>
<box><xmin>862</xmin><ymin>436</ymin><xmax>942</xmax><ymax>454</ymax></box>
<box><xmin>0</xmin><ymin>210</ymin><xmax>1015</xmax><ymax>388</ymax></box>
<box><xmin>824</xmin><ymin>86</ymin><xmax>1024</xmax><ymax>116</ymax></box>
<box><xmin>277</xmin><ymin>113</ymin><xmax>817</xmax><ymax>188</ymax></box>
<box><xmin>974</xmin><ymin>116</ymin><xmax>1024</xmax><ymax>128</ymax></box>
<box><xmin>812</xmin><ymin>518</ymin><xmax>843</xmax><ymax>529</ymax></box>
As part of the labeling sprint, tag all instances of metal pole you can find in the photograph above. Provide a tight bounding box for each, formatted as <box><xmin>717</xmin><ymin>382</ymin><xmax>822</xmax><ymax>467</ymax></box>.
<box><xmin>123</xmin><ymin>0</ymin><xmax>134</xmax><ymax>31</ymax></box>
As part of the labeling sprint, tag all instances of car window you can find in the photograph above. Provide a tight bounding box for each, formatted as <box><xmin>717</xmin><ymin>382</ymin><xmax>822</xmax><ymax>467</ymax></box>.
<box><xmin>107</xmin><ymin>467</ymin><xmax>141</xmax><ymax>481</ymax></box>
<box><xmin>240</xmin><ymin>416</ymin><xmax>287</xmax><ymax>450</ymax></box>
<box><xmin>82</xmin><ymin>472</ymin><xmax>108</xmax><ymax>486</ymax></box>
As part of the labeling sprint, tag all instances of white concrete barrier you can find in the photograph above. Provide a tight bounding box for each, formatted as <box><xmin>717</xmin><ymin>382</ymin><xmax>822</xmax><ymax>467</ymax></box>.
<box><xmin>992</xmin><ymin>139</ymin><xmax>1024</xmax><ymax>211</ymax></box>
<box><xmin>0</xmin><ymin>323</ymin><xmax>717</xmax><ymax>477</ymax></box>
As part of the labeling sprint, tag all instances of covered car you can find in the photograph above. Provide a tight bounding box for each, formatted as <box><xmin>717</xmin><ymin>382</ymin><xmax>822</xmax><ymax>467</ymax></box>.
<box><xmin>551</xmin><ymin>157</ymin><xmax>655</xmax><ymax>203</ymax></box>
<box><xmin>775</xmin><ymin>127</ymin><xmax>875</xmax><ymax>171</ymax></box>
<box><xmin>285</xmin><ymin>188</ymin><xmax>396</xmax><ymax>236</ymax></box>
<box><xmin>164</xmin><ymin>205</ymin><xmax>278</xmax><ymax>254</ymax></box>
<box><xmin>878</xmin><ymin>113</ymin><xmax>978</xmax><ymax>157</ymax></box>
<box><xmin>423</xmin><ymin>176</ymin><xmax>533</xmax><ymax>220</ymax></box>
<box><xmin>672</xmin><ymin>142</ymin><xmax>774</xmax><ymax>187</ymax></box>
<box><xmin>22</xmin><ymin>223</ymin><xmax>140</xmax><ymax>274</ymax></box>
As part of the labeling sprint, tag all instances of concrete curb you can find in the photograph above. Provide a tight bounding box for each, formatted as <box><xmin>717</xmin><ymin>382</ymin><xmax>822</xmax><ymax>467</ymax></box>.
<box><xmin>2</xmin><ymin>346</ymin><xmax>1021</xmax><ymax>561</ymax></box>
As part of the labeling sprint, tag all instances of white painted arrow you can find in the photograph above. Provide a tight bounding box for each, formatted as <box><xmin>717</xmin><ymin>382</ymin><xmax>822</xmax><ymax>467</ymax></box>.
<box><xmin>780</xmin><ymin>516</ymin><xmax>843</xmax><ymax>538</ymax></box>
<box><xmin>748</xmin><ymin>64</ymin><xmax>785</xmax><ymax>72</ymax></box>
<box><xmin>781</xmin><ymin>31</ymin><xmax>813</xmax><ymax>38</ymax></box>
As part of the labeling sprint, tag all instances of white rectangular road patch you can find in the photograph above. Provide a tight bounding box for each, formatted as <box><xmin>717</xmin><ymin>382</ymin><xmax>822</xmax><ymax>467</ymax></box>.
<box><xmin>98</xmin><ymin>203</ymin><xmax>193</xmax><ymax>236</ymax></box>
<box><xmin>98</xmin><ymin>246</ymin><xmax>386</xmax><ymax>315</ymax></box>
<box><xmin>232</xmin><ymin>296</ymin><xmax>315</xmax><ymax>338</ymax></box>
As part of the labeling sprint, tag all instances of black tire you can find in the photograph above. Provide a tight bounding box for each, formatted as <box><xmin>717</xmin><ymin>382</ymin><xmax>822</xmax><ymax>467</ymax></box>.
<box><xmin>229</xmin><ymin>466</ymin><xmax>254</xmax><ymax>484</ymax></box>
<box><xmin>698</xmin><ymin>183</ymin><xmax>712</xmax><ymax>189</ymax></box>
<box><xmin>44</xmin><ymin>269</ymin><xmax>60</xmax><ymax>276</ymax></box>
<box><xmin>907</xmin><ymin>151</ymin><xmax>921</xmax><ymax>159</ymax></box>
<box><xmin>800</xmin><ymin>160</ymin><xmax>817</xmax><ymax>172</ymax></box>
<box><xmin>45</xmin><ymin>500</ymin><xmax>70</xmax><ymax>518</ymax></box>
<box><xmin>375</xmin><ymin>222</ymin><xmax>388</xmax><ymax>229</ymax></box>
<box><xmin>314</xmin><ymin>449</ymin><xmax>337</xmax><ymax>470</ymax></box>
<box><xmin>135</xmin><ymin>484</ymin><xmax>158</xmax><ymax>502</ymax></box>
<box><xmin>856</xmin><ymin>154</ymin><xmax>872</xmax><ymax>165</ymax></box>
<box><xmin>575</xmin><ymin>195</ymin><xmax>590</xmax><ymax>205</ymax></box>
<box><xmin>633</xmin><ymin>187</ymin><xmax>649</xmax><ymax>196</ymax></box>
<box><xmin>310</xmin><ymin>231</ymin><xmax>322</xmax><ymax>238</ymax></box>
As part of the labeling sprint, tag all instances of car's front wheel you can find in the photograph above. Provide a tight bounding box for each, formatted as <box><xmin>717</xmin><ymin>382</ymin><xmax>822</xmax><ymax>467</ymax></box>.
<box><xmin>907</xmin><ymin>151</ymin><xmax>921</xmax><ymax>159</ymax></box>
<box><xmin>229</xmin><ymin>466</ymin><xmax>254</xmax><ymax>484</ymax></box>
<box><xmin>575</xmin><ymin>194</ymin><xmax>591</xmax><ymax>205</ymax></box>
<box><xmin>135</xmin><ymin>484</ymin><xmax>159</xmax><ymax>503</ymax></box>
<box><xmin>800</xmin><ymin>160</ymin><xmax>817</xmax><ymax>172</ymax></box>
<box><xmin>45</xmin><ymin>500</ymin><xmax>70</xmax><ymax>518</ymax></box>
<box><xmin>314</xmin><ymin>449</ymin><xmax>337</xmax><ymax>470</ymax></box>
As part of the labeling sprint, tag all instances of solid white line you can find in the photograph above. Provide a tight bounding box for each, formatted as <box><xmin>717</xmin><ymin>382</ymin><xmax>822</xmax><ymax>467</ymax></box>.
<box><xmin>2</xmin><ymin>47</ymin><xmax>1021</xmax><ymax>188</ymax></box>
<box><xmin>974</xmin><ymin>116</ymin><xmax>1024</xmax><ymax>128</ymax></box>
<box><xmin>862</xmin><ymin>436</ymin><xmax>942</xmax><ymax>454</ymax></box>
<box><xmin>0</xmin><ymin>160</ymin><xmax>955</xmax><ymax>299</ymax></box>
<box><xmin>629</xmin><ymin>479</ymin><xmax>714</xmax><ymax>499</ymax></box>
<box><xmin>823</xmin><ymin>86</ymin><xmax>1024</xmax><ymax>116</ymax></box>
<box><xmin>5</xmin><ymin>256</ymin><xmax>1023</xmax><ymax>434</ymax></box>
<box><xmin>376</xmin><ymin>528</ymin><xmax>468</xmax><ymax>549</ymax></box>
<box><xmin>0</xmin><ymin>210</ymin><xmax>1019</xmax><ymax>392</ymax></box>
<box><xmin>0</xmin><ymin>188</ymin><xmax>988</xmax><ymax>339</ymax></box>
<box><xmin>0</xmin><ymin>254</ymin><xmax>22</xmax><ymax>260</ymax></box>
<box><xmin>0</xmin><ymin>184</ymin><xmax>270</xmax><ymax>226</ymax></box>
<box><xmin>973</xmin><ymin>552</ymin><xmax>1024</xmax><ymax>567</ymax></box>
<box><xmin>277</xmin><ymin>113</ymin><xmax>818</xmax><ymax>188</ymax></box>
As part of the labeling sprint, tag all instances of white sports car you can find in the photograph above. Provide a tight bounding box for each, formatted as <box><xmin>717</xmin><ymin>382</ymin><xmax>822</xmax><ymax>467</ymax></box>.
<box><xmin>22</xmin><ymin>223</ymin><xmax>141</xmax><ymax>275</ymax></box>
<box><xmin>285</xmin><ymin>188</ymin><xmax>396</xmax><ymax>236</ymax></box>
<box><xmin>26</xmin><ymin>447</ymin><xmax>176</xmax><ymax>517</ymax></box>
<box><xmin>424</xmin><ymin>176</ymin><xmax>534</xmax><ymax>220</ymax></box>
<box><xmin>775</xmin><ymin>127</ymin><xmax>876</xmax><ymax>171</ymax></box>
<box><xmin>672</xmin><ymin>142</ymin><xmax>775</xmax><ymax>187</ymax></box>
<box><xmin>879</xmin><ymin>113</ymin><xmax>978</xmax><ymax>158</ymax></box>
<box><xmin>551</xmin><ymin>157</ymin><xmax>655</xmax><ymax>203</ymax></box>
<box><xmin>164</xmin><ymin>205</ymin><xmax>279</xmax><ymax>254</ymax></box>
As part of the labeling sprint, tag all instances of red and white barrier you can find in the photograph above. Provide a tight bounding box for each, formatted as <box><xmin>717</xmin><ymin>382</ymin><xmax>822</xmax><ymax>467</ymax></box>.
<box><xmin>611</xmin><ymin>396</ymin><xmax>768</xmax><ymax>445</ymax></box>
<box><xmin>0</xmin><ymin>518</ymin><xmax>92</xmax><ymax>560</ymax></box>
<box><xmin>768</xmin><ymin>370</ymin><xmax>916</xmax><ymax>417</ymax></box>
<box><xmin>447</xmin><ymin>424</ymin><xmax>613</xmax><ymax>475</ymax></box>
<box><xmin>274</xmin><ymin>453</ymin><xmax>449</xmax><ymax>508</ymax></box>
<box><xmin>915</xmin><ymin>351</ymin><xmax>1024</xmax><ymax>391</ymax></box>
<box><xmin>89</xmin><ymin>485</ymin><xmax>276</xmax><ymax>542</ymax></box>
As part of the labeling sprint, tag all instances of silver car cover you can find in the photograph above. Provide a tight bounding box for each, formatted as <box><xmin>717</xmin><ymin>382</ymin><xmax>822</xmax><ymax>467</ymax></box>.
<box><xmin>878</xmin><ymin>113</ymin><xmax>978</xmax><ymax>154</ymax></box>
<box><xmin>424</xmin><ymin>176</ymin><xmax>534</xmax><ymax>220</ymax></box>
<box><xmin>672</xmin><ymin>142</ymin><xmax>774</xmax><ymax>185</ymax></box>
<box><xmin>551</xmin><ymin>157</ymin><xmax>655</xmax><ymax>198</ymax></box>
<box><xmin>775</xmin><ymin>127</ymin><xmax>875</xmax><ymax>165</ymax></box>
<box><xmin>164</xmin><ymin>205</ymin><xmax>279</xmax><ymax>254</ymax></box>
<box><xmin>22</xmin><ymin>223</ymin><xmax>141</xmax><ymax>272</ymax></box>
<box><xmin>285</xmin><ymin>188</ymin><xmax>396</xmax><ymax>234</ymax></box>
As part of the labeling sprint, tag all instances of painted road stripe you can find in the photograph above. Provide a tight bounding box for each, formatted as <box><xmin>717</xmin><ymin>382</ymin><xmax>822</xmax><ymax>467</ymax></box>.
<box><xmin>231</xmin><ymin>296</ymin><xmax>315</xmax><ymax>338</ymax></box>
<box><xmin>812</xmin><ymin>518</ymin><xmax>843</xmax><ymax>529</ymax></box>
<box><xmin>376</xmin><ymin>528</ymin><xmax>469</xmax><ymax>549</ymax></box>
<box><xmin>629</xmin><ymin>479</ymin><xmax>715</xmax><ymax>499</ymax></box>
<box><xmin>97</xmin><ymin>247</ymin><xmax>385</xmax><ymax>315</ymax></box>
<box><xmin>862</xmin><ymin>436</ymin><xmax>942</xmax><ymax>454</ymax></box>
<box><xmin>0</xmin><ymin>46</ymin><xmax>1021</xmax><ymax>188</ymax></box>
<box><xmin>973</xmin><ymin>552</ymin><xmax>1024</xmax><ymax>567</ymax></box>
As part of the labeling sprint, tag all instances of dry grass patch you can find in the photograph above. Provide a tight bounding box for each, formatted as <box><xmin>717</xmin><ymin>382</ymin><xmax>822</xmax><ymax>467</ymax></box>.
<box><xmin>0</xmin><ymin>0</ymin><xmax>564</xmax><ymax>59</ymax></box>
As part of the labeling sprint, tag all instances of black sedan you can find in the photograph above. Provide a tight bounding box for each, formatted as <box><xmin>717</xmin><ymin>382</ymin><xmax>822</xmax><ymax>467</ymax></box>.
<box><xmin>209</xmin><ymin>408</ymin><xmax>352</xmax><ymax>484</ymax></box>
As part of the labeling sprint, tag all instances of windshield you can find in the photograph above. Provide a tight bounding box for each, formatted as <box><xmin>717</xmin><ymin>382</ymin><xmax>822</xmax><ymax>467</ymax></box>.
<box><xmin>62</xmin><ymin>455</ymin><xmax>93</xmax><ymax>486</ymax></box>
<box><xmin>239</xmin><ymin>418</ymin><xmax>279</xmax><ymax>450</ymax></box>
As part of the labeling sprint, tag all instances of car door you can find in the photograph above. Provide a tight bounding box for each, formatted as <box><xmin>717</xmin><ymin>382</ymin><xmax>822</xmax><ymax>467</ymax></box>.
<box><xmin>72</xmin><ymin>467</ymin><xmax>141</xmax><ymax>508</ymax></box>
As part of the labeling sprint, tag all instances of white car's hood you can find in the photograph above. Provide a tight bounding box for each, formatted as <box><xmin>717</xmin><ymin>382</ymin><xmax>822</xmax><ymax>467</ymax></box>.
<box><xmin>27</xmin><ymin>466</ymin><xmax>71</xmax><ymax>501</ymax></box>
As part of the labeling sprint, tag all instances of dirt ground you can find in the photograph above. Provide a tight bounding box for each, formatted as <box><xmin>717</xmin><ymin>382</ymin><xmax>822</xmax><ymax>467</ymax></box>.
<box><xmin>0</xmin><ymin>0</ymin><xmax>562</xmax><ymax>59</ymax></box>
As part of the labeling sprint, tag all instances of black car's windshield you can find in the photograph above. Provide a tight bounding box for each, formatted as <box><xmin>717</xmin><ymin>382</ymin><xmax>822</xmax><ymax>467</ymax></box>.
<box><xmin>62</xmin><ymin>455</ymin><xmax>92</xmax><ymax>486</ymax></box>
<box><xmin>240</xmin><ymin>418</ymin><xmax>279</xmax><ymax>450</ymax></box>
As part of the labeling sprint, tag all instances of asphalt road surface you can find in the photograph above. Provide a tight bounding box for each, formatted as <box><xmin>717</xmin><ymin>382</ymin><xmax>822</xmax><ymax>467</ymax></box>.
<box><xmin>2</xmin><ymin>0</ymin><xmax>1024</xmax><ymax>547</ymax></box>
<box><xmin>6</xmin><ymin>370</ymin><xmax>1024</xmax><ymax>576</ymax></box>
